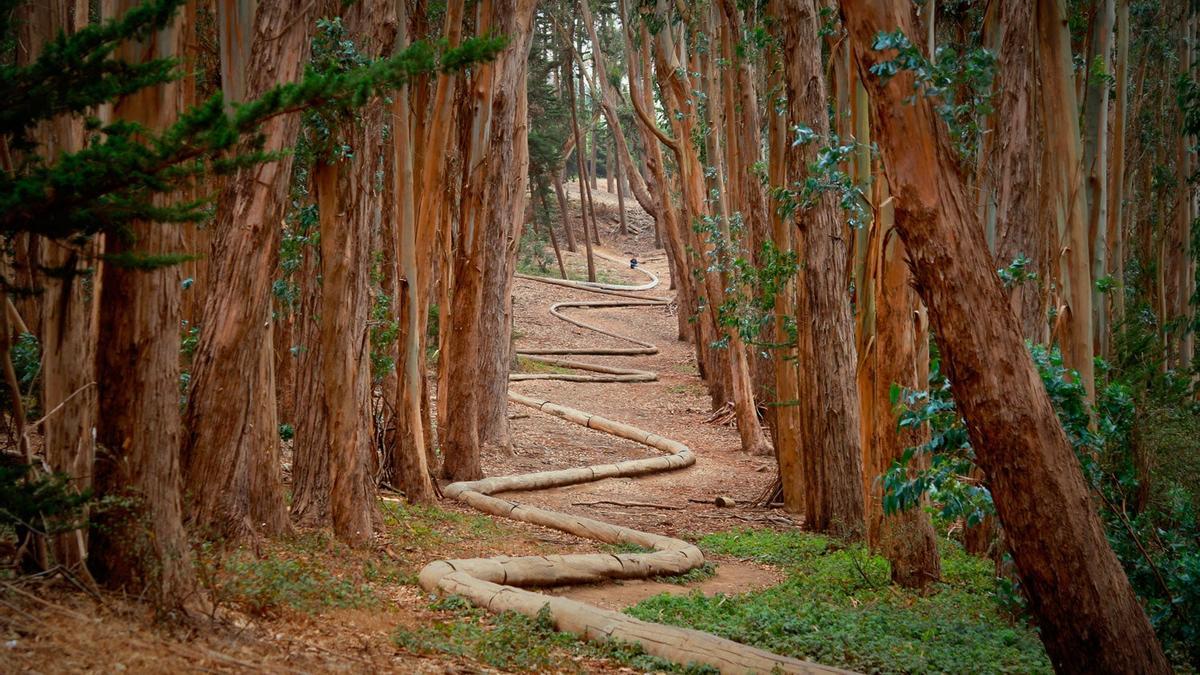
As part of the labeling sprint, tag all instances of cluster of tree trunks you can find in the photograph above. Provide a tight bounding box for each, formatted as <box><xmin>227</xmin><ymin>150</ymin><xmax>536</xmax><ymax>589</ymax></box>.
<box><xmin>3</xmin><ymin>0</ymin><xmax>1183</xmax><ymax>666</ymax></box>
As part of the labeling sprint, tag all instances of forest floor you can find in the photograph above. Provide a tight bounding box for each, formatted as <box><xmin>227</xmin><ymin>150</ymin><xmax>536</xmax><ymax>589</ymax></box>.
<box><xmin>0</xmin><ymin>182</ymin><xmax>1050</xmax><ymax>674</ymax></box>
<box><xmin>0</xmin><ymin>183</ymin><xmax>787</xmax><ymax>674</ymax></box>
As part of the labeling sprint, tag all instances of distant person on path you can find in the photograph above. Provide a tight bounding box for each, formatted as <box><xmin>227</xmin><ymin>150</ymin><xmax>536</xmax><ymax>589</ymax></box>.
<box><xmin>630</xmin><ymin>257</ymin><xmax>639</xmax><ymax>270</ymax></box>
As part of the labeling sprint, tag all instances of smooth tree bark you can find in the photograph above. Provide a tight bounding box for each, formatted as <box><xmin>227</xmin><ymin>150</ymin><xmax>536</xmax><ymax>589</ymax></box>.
<box><xmin>838</xmin><ymin>0</ymin><xmax>1170</xmax><ymax>670</ymax></box>
<box><xmin>1107</xmin><ymin>0</ymin><xmax>1130</xmax><ymax>330</ymax></box>
<box><xmin>1038</xmin><ymin>0</ymin><xmax>1096</xmax><ymax>402</ymax></box>
<box><xmin>390</xmin><ymin>0</ymin><xmax>436</xmax><ymax>504</ymax></box>
<box><xmin>778</xmin><ymin>0</ymin><xmax>864</xmax><ymax>537</ymax></box>
<box><xmin>92</xmin><ymin>0</ymin><xmax>193</xmax><ymax>606</ymax></box>
<box><xmin>182</xmin><ymin>0</ymin><xmax>307</xmax><ymax>539</ymax></box>
<box><xmin>1082</xmin><ymin>0</ymin><xmax>1115</xmax><ymax>356</ymax></box>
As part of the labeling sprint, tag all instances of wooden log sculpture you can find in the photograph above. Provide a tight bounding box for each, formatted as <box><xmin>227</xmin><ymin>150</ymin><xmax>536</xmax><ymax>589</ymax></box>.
<box><xmin>420</xmin><ymin>260</ymin><xmax>851</xmax><ymax>674</ymax></box>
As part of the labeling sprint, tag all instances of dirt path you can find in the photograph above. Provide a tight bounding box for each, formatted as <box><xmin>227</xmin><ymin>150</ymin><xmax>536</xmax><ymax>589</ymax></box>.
<box><xmin>499</xmin><ymin>184</ymin><xmax>784</xmax><ymax>548</ymax></box>
<box><xmin>416</xmin><ymin>186</ymin><xmax>839</xmax><ymax>672</ymax></box>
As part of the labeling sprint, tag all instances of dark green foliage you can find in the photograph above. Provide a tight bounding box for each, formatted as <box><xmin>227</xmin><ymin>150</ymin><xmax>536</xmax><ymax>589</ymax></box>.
<box><xmin>0</xmin><ymin>332</ymin><xmax>40</xmax><ymax>416</ymax></box>
<box><xmin>868</xmin><ymin>28</ymin><xmax>995</xmax><ymax>161</ymax></box>
<box><xmin>198</xmin><ymin>544</ymin><xmax>376</xmax><ymax>617</ymax></box>
<box><xmin>692</xmin><ymin>212</ymin><xmax>798</xmax><ymax>352</ymax></box>
<box><xmin>627</xmin><ymin>530</ymin><xmax>1051</xmax><ymax>674</ymax></box>
<box><xmin>0</xmin><ymin>464</ymin><xmax>92</xmax><ymax>538</ymax></box>
<box><xmin>0</xmin><ymin>0</ymin><xmax>505</xmax><ymax>252</ymax></box>
<box><xmin>883</xmin><ymin>336</ymin><xmax>1200</xmax><ymax>668</ymax></box>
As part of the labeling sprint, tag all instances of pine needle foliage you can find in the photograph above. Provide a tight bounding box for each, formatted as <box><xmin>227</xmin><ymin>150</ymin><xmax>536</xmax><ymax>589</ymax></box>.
<box><xmin>0</xmin><ymin>0</ymin><xmax>504</xmax><ymax>253</ymax></box>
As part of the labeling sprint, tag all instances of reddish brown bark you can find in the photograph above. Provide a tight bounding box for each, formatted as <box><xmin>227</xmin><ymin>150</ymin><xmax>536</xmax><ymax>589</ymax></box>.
<box><xmin>290</xmin><ymin>242</ymin><xmax>330</xmax><ymax>526</ymax></box>
<box><xmin>92</xmin><ymin>0</ymin><xmax>193</xmax><ymax>605</ymax></box>
<box><xmin>992</xmin><ymin>0</ymin><xmax>1047</xmax><ymax>343</ymax></box>
<box><xmin>839</xmin><ymin>0</ymin><xmax>1170</xmax><ymax>670</ymax></box>
<box><xmin>778</xmin><ymin>0</ymin><xmax>865</xmax><ymax>537</ymax></box>
<box><xmin>441</xmin><ymin>0</ymin><xmax>537</xmax><ymax>481</ymax></box>
<box><xmin>182</xmin><ymin>0</ymin><xmax>308</xmax><ymax>539</ymax></box>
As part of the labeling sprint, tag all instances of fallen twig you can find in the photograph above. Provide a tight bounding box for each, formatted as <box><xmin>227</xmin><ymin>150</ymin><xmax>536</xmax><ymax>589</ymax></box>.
<box><xmin>572</xmin><ymin>499</ymin><xmax>684</xmax><ymax>510</ymax></box>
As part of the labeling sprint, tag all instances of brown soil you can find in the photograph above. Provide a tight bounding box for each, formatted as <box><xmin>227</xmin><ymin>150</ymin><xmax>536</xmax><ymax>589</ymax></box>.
<box><xmin>0</xmin><ymin>184</ymin><xmax>791</xmax><ymax>674</ymax></box>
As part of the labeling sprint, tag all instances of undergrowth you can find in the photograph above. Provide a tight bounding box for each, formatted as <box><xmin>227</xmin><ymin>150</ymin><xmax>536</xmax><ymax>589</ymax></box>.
<box><xmin>625</xmin><ymin>529</ymin><xmax>1052</xmax><ymax>674</ymax></box>
<box><xmin>394</xmin><ymin>595</ymin><xmax>717</xmax><ymax>673</ymax></box>
<box><xmin>198</xmin><ymin>537</ymin><xmax>377</xmax><ymax>617</ymax></box>
<box><xmin>196</xmin><ymin>500</ymin><xmax>517</xmax><ymax>617</ymax></box>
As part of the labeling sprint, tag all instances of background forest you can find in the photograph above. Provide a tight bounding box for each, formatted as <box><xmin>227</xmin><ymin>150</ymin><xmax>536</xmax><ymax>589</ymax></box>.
<box><xmin>2</xmin><ymin>0</ymin><xmax>1199</xmax><ymax>672</ymax></box>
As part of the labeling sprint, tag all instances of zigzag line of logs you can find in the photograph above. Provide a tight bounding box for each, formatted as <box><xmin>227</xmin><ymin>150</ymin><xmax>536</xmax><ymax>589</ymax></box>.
<box><xmin>418</xmin><ymin>258</ymin><xmax>849</xmax><ymax>674</ymax></box>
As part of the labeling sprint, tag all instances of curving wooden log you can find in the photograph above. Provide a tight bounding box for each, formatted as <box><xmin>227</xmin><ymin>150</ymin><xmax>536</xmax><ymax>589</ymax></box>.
<box><xmin>419</xmin><ymin>270</ymin><xmax>852</xmax><ymax>674</ymax></box>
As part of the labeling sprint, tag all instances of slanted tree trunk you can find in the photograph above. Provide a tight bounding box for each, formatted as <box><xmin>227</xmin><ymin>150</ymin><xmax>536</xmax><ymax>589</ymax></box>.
<box><xmin>839</xmin><ymin>0</ymin><xmax>1170</xmax><ymax>670</ymax></box>
<box><xmin>578</xmin><ymin>0</ymin><xmax>658</xmax><ymax>222</ymax></box>
<box><xmin>92</xmin><ymin>0</ymin><xmax>192</xmax><ymax>606</ymax></box>
<box><xmin>183</xmin><ymin>0</ymin><xmax>307</xmax><ymax>539</ymax></box>
<box><xmin>778</xmin><ymin>0</ymin><xmax>864</xmax><ymax>538</ymax></box>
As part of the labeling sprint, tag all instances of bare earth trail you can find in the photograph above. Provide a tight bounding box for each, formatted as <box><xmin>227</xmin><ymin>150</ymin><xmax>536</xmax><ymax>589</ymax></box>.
<box><xmin>420</xmin><ymin>187</ymin><xmax>848</xmax><ymax>673</ymax></box>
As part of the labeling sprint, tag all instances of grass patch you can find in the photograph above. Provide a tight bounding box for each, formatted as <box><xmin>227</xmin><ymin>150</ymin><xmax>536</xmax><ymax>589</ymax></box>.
<box><xmin>395</xmin><ymin>595</ymin><xmax>717</xmax><ymax>673</ymax></box>
<box><xmin>198</xmin><ymin>540</ymin><xmax>377</xmax><ymax>617</ymax></box>
<box><xmin>624</xmin><ymin>529</ymin><xmax>1052</xmax><ymax>674</ymax></box>
<box><xmin>379</xmin><ymin>500</ymin><xmax>503</xmax><ymax>551</ymax></box>
<box><xmin>657</xmin><ymin>561</ymin><xmax>718</xmax><ymax>585</ymax></box>
<box><xmin>515</xmin><ymin>356</ymin><xmax>574</xmax><ymax>375</ymax></box>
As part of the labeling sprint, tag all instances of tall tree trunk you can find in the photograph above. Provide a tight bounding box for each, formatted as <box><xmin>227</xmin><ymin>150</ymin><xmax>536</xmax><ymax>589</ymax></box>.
<box><xmin>566</xmin><ymin>47</ymin><xmax>597</xmax><ymax>282</ymax></box>
<box><xmin>778</xmin><ymin>0</ymin><xmax>864</xmax><ymax>537</ymax></box>
<box><xmin>441</xmin><ymin>0</ymin><xmax>537</xmax><ymax>480</ymax></box>
<box><xmin>1038</xmin><ymin>0</ymin><xmax>1096</xmax><ymax>403</ymax></box>
<box><xmin>92</xmin><ymin>0</ymin><xmax>193</xmax><ymax>606</ymax></box>
<box><xmin>476</xmin><ymin>3</ymin><xmax>535</xmax><ymax>452</ymax></box>
<box><xmin>578</xmin><ymin>0</ymin><xmax>659</xmax><ymax>222</ymax></box>
<box><xmin>861</xmin><ymin>180</ymin><xmax>941</xmax><ymax>589</ymax></box>
<box><xmin>1083</xmin><ymin>0</ymin><xmax>1114</xmax><ymax>357</ymax></box>
<box><xmin>1107</xmin><ymin>0</ymin><xmax>1129</xmax><ymax>330</ymax></box>
<box><xmin>839</xmin><ymin>0</ymin><xmax>1170</xmax><ymax>670</ymax></box>
<box><xmin>31</xmin><ymin>0</ymin><xmax>94</xmax><ymax>572</ymax></box>
<box><xmin>319</xmin><ymin>0</ymin><xmax>395</xmax><ymax>544</ymax></box>
<box><xmin>993</xmin><ymin>0</ymin><xmax>1047</xmax><ymax>344</ymax></box>
<box><xmin>316</xmin><ymin>148</ymin><xmax>377</xmax><ymax>544</ymax></box>
<box><xmin>553</xmin><ymin>173</ymin><xmax>578</xmax><ymax>252</ymax></box>
<box><xmin>766</xmin><ymin>47</ymin><xmax>802</xmax><ymax>513</ymax></box>
<box><xmin>391</xmin><ymin>0</ymin><xmax>436</xmax><ymax>503</ymax></box>
<box><xmin>290</xmin><ymin>241</ymin><xmax>330</xmax><ymax>526</ymax></box>
<box><xmin>183</xmin><ymin>0</ymin><xmax>307</xmax><ymax>539</ymax></box>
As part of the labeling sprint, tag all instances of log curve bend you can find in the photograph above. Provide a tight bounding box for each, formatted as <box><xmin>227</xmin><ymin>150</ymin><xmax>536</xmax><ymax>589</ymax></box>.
<box><xmin>419</xmin><ymin>257</ymin><xmax>849</xmax><ymax>674</ymax></box>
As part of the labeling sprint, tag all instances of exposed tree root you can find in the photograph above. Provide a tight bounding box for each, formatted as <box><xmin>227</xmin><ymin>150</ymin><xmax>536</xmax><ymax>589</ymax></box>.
<box><xmin>420</xmin><ymin>267</ymin><xmax>850</xmax><ymax>674</ymax></box>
